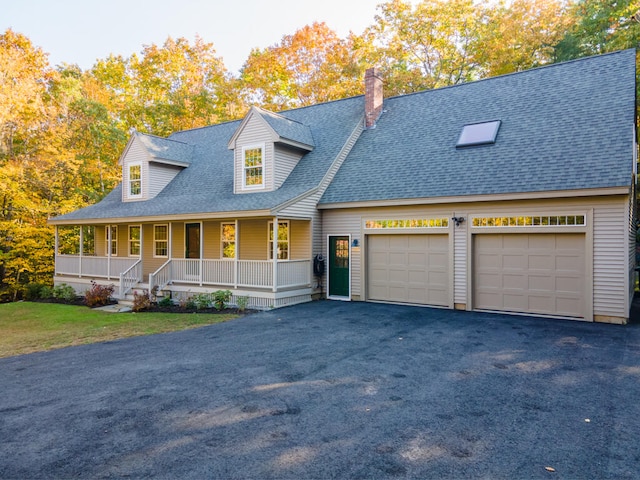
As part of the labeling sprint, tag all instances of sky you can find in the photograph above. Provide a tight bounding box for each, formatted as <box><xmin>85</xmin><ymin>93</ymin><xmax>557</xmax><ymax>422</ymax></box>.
<box><xmin>2</xmin><ymin>0</ymin><xmax>382</xmax><ymax>74</ymax></box>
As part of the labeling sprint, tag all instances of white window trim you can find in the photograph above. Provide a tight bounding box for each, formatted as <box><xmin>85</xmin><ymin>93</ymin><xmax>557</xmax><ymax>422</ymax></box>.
<box><xmin>153</xmin><ymin>224</ymin><xmax>169</xmax><ymax>258</ymax></box>
<box><xmin>128</xmin><ymin>162</ymin><xmax>143</xmax><ymax>198</ymax></box>
<box><xmin>105</xmin><ymin>226</ymin><xmax>118</xmax><ymax>256</ymax></box>
<box><xmin>268</xmin><ymin>220</ymin><xmax>289</xmax><ymax>261</ymax></box>
<box><xmin>470</xmin><ymin>213</ymin><xmax>587</xmax><ymax>229</ymax></box>
<box><xmin>242</xmin><ymin>143</ymin><xmax>265</xmax><ymax>190</ymax></box>
<box><xmin>128</xmin><ymin>225</ymin><xmax>141</xmax><ymax>257</ymax></box>
<box><xmin>221</xmin><ymin>222</ymin><xmax>236</xmax><ymax>259</ymax></box>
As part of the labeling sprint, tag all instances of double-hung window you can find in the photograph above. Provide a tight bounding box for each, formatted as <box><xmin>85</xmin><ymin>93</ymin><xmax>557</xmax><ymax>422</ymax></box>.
<box><xmin>269</xmin><ymin>221</ymin><xmax>289</xmax><ymax>260</ymax></box>
<box><xmin>221</xmin><ymin>222</ymin><xmax>236</xmax><ymax>259</ymax></box>
<box><xmin>243</xmin><ymin>145</ymin><xmax>263</xmax><ymax>188</ymax></box>
<box><xmin>154</xmin><ymin>225</ymin><xmax>168</xmax><ymax>257</ymax></box>
<box><xmin>105</xmin><ymin>226</ymin><xmax>117</xmax><ymax>256</ymax></box>
<box><xmin>129</xmin><ymin>226</ymin><xmax>141</xmax><ymax>256</ymax></box>
<box><xmin>128</xmin><ymin>163</ymin><xmax>142</xmax><ymax>197</ymax></box>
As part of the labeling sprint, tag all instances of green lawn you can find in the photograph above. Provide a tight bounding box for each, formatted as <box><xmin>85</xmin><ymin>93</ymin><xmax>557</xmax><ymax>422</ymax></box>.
<box><xmin>0</xmin><ymin>302</ymin><xmax>239</xmax><ymax>358</ymax></box>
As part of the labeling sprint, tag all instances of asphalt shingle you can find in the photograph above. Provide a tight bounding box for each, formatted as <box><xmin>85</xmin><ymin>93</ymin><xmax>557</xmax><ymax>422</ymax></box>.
<box><xmin>320</xmin><ymin>49</ymin><xmax>637</xmax><ymax>205</ymax></box>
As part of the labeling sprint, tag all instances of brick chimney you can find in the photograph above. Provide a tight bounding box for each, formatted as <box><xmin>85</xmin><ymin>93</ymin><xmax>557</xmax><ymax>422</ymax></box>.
<box><xmin>365</xmin><ymin>67</ymin><xmax>383</xmax><ymax>128</ymax></box>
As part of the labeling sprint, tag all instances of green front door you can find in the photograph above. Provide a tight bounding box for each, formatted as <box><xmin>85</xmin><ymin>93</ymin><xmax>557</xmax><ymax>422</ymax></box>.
<box><xmin>329</xmin><ymin>235</ymin><xmax>350</xmax><ymax>298</ymax></box>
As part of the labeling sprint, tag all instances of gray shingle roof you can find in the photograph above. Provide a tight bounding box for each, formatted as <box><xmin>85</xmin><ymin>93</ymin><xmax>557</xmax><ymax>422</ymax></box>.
<box><xmin>51</xmin><ymin>49</ymin><xmax>636</xmax><ymax>224</ymax></box>
<box><xmin>256</xmin><ymin>107</ymin><xmax>315</xmax><ymax>148</ymax></box>
<box><xmin>135</xmin><ymin>132</ymin><xmax>193</xmax><ymax>165</ymax></box>
<box><xmin>52</xmin><ymin>96</ymin><xmax>363</xmax><ymax>222</ymax></box>
<box><xmin>320</xmin><ymin>49</ymin><xmax>637</xmax><ymax>205</ymax></box>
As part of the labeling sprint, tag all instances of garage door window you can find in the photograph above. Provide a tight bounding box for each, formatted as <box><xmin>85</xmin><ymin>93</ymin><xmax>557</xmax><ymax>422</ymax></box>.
<box><xmin>472</xmin><ymin>215</ymin><xmax>585</xmax><ymax>228</ymax></box>
<box><xmin>366</xmin><ymin>218</ymin><xmax>449</xmax><ymax>229</ymax></box>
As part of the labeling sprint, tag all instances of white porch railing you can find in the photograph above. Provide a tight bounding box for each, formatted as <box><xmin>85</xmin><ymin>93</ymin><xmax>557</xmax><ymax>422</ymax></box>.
<box><xmin>149</xmin><ymin>259</ymin><xmax>172</xmax><ymax>292</ymax></box>
<box><xmin>119</xmin><ymin>259</ymin><xmax>142</xmax><ymax>298</ymax></box>
<box><xmin>55</xmin><ymin>255</ymin><xmax>139</xmax><ymax>280</ymax></box>
<box><xmin>237</xmin><ymin>260</ymin><xmax>273</xmax><ymax>288</ymax></box>
<box><xmin>160</xmin><ymin>259</ymin><xmax>310</xmax><ymax>289</ymax></box>
<box><xmin>57</xmin><ymin>254</ymin><xmax>311</xmax><ymax>291</ymax></box>
<box><xmin>277</xmin><ymin>260</ymin><xmax>311</xmax><ymax>288</ymax></box>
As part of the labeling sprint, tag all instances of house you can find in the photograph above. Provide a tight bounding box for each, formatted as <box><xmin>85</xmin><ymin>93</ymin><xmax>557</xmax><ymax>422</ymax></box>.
<box><xmin>50</xmin><ymin>49</ymin><xmax>638</xmax><ymax>323</ymax></box>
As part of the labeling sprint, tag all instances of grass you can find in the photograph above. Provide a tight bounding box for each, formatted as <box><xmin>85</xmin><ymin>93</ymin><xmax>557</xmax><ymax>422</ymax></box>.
<box><xmin>0</xmin><ymin>302</ymin><xmax>239</xmax><ymax>358</ymax></box>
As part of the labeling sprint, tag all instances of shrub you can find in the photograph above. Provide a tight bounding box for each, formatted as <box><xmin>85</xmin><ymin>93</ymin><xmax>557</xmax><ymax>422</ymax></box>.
<box><xmin>39</xmin><ymin>285</ymin><xmax>53</xmax><ymax>299</ymax></box>
<box><xmin>212</xmin><ymin>290</ymin><xmax>232</xmax><ymax>311</ymax></box>
<box><xmin>132</xmin><ymin>290</ymin><xmax>151</xmax><ymax>312</ymax></box>
<box><xmin>25</xmin><ymin>283</ymin><xmax>47</xmax><ymax>301</ymax></box>
<box><xmin>192</xmin><ymin>293</ymin><xmax>212</xmax><ymax>310</ymax></box>
<box><xmin>236</xmin><ymin>296</ymin><xmax>249</xmax><ymax>312</ymax></box>
<box><xmin>157</xmin><ymin>296</ymin><xmax>173</xmax><ymax>308</ymax></box>
<box><xmin>53</xmin><ymin>283</ymin><xmax>77</xmax><ymax>303</ymax></box>
<box><xmin>84</xmin><ymin>281</ymin><xmax>115</xmax><ymax>308</ymax></box>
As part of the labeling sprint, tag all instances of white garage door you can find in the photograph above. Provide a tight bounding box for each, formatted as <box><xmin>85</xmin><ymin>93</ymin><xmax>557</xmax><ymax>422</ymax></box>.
<box><xmin>368</xmin><ymin>234</ymin><xmax>449</xmax><ymax>306</ymax></box>
<box><xmin>474</xmin><ymin>233</ymin><xmax>585</xmax><ymax>318</ymax></box>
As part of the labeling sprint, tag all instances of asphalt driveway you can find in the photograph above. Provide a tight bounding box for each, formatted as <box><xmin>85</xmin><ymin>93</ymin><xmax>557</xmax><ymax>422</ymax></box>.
<box><xmin>1</xmin><ymin>301</ymin><xmax>639</xmax><ymax>479</ymax></box>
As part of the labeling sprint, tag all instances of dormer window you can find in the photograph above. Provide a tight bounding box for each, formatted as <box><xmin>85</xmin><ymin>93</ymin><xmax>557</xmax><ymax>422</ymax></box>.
<box><xmin>128</xmin><ymin>163</ymin><xmax>142</xmax><ymax>197</ymax></box>
<box><xmin>243</xmin><ymin>145</ymin><xmax>264</xmax><ymax>189</ymax></box>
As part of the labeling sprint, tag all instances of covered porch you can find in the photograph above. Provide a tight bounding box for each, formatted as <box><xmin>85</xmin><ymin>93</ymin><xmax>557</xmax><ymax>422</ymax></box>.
<box><xmin>53</xmin><ymin>217</ymin><xmax>314</xmax><ymax>306</ymax></box>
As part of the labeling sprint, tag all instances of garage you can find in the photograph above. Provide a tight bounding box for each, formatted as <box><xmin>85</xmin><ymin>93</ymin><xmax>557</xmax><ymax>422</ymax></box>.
<box><xmin>367</xmin><ymin>234</ymin><xmax>449</xmax><ymax>306</ymax></box>
<box><xmin>473</xmin><ymin>233</ymin><xmax>585</xmax><ymax>318</ymax></box>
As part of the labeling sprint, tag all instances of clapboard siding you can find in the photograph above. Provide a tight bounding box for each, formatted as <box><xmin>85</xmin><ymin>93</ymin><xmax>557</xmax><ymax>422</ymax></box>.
<box><xmin>203</xmin><ymin>221</ymin><xmax>221</xmax><ymax>259</ymax></box>
<box><xmin>593</xmin><ymin>204</ymin><xmax>627</xmax><ymax>317</ymax></box>
<box><xmin>171</xmin><ymin>222</ymin><xmax>185</xmax><ymax>258</ymax></box>
<box><xmin>274</xmin><ymin>146</ymin><xmax>303</xmax><ymax>189</ymax></box>
<box><xmin>122</xmin><ymin>139</ymin><xmax>150</xmax><ymax>201</ymax></box>
<box><xmin>453</xmin><ymin>215</ymin><xmax>467</xmax><ymax>305</ymax></box>
<box><xmin>290</xmin><ymin>220</ymin><xmax>310</xmax><ymax>260</ymax></box>
<box><xmin>240</xmin><ymin>219</ymin><xmax>267</xmax><ymax>260</ymax></box>
<box><xmin>628</xmin><ymin>183</ymin><xmax>636</xmax><ymax>309</ymax></box>
<box><xmin>149</xmin><ymin>164</ymin><xmax>182</xmax><ymax>198</ymax></box>
<box><xmin>233</xmin><ymin>115</ymin><xmax>275</xmax><ymax>193</ymax></box>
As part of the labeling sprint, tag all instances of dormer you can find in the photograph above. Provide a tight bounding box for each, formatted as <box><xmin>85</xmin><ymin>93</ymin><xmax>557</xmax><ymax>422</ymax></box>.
<box><xmin>228</xmin><ymin>106</ymin><xmax>314</xmax><ymax>194</ymax></box>
<box><xmin>119</xmin><ymin>132</ymin><xmax>193</xmax><ymax>202</ymax></box>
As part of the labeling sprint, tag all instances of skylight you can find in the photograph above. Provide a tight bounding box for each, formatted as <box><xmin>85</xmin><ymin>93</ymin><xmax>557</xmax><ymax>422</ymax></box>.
<box><xmin>457</xmin><ymin>120</ymin><xmax>501</xmax><ymax>147</ymax></box>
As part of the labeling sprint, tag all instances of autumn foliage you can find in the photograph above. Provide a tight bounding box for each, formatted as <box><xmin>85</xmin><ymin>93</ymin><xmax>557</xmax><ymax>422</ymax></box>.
<box><xmin>1</xmin><ymin>0</ymin><xmax>638</xmax><ymax>300</ymax></box>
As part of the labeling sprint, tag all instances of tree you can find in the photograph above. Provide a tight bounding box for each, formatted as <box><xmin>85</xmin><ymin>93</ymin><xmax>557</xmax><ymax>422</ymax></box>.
<box><xmin>91</xmin><ymin>36</ymin><xmax>237</xmax><ymax>137</ymax></box>
<box><xmin>554</xmin><ymin>0</ymin><xmax>640</xmax><ymax>60</ymax></box>
<box><xmin>364</xmin><ymin>0</ymin><xmax>486</xmax><ymax>95</ymax></box>
<box><xmin>240</xmin><ymin>22</ymin><xmax>366</xmax><ymax>111</ymax></box>
<box><xmin>477</xmin><ymin>0</ymin><xmax>572</xmax><ymax>77</ymax></box>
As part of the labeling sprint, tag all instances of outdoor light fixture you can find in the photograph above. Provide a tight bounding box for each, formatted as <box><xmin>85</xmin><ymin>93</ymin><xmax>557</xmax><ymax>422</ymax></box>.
<box><xmin>452</xmin><ymin>217</ymin><xmax>465</xmax><ymax>226</ymax></box>
<box><xmin>352</xmin><ymin>239</ymin><xmax>359</xmax><ymax>247</ymax></box>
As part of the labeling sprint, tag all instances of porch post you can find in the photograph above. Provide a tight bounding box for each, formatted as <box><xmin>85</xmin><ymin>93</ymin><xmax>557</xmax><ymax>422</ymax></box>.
<box><xmin>107</xmin><ymin>224</ymin><xmax>111</xmax><ymax>280</ymax></box>
<box><xmin>272</xmin><ymin>216</ymin><xmax>278</xmax><ymax>293</ymax></box>
<box><xmin>54</xmin><ymin>226</ymin><xmax>59</xmax><ymax>276</ymax></box>
<box><xmin>199</xmin><ymin>222</ymin><xmax>203</xmax><ymax>286</ymax></box>
<box><xmin>234</xmin><ymin>219</ymin><xmax>238</xmax><ymax>289</ymax></box>
<box><xmin>168</xmin><ymin>222</ymin><xmax>172</xmax><ymax>260</ymax></box>
<box><xmin>79</xmin><ymin>225</ymin><xmax>84</xmax><ymax>278</ymax></box>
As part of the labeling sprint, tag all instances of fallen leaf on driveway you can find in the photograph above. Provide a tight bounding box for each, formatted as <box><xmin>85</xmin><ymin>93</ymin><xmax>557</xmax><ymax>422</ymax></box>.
<box><xmin>545</xmin><ymin>466</ymin><xmax>556</xmax><ymax>472</ymax></box>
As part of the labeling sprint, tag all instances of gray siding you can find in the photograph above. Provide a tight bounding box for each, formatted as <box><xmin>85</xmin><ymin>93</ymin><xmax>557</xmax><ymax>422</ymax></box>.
<box><xmin>233</xmin><ymin>114</ymin><xmax>276</xmax><ymax>193</ymax></box>
<box><xmin>593</xmin><ymin>203</ymin><xmax>627</xmax><ymax>318</ymax></box>
<box><xmin>453</xmin><ymin>214</ymin><xmax>467</xmax><ymax>305</ymax></box>
<box><xmin>322</xmin><ymin>196</ymin><xmax>630</xmax><ymax>321</ymax></box>
<box><xmin>274</xmin><ymin>146</ymin><xmax>303</xmax><ymax>189</ymax></box>
<box><xmin>149</xmin><ymin>164</ymin><xmax>182</xmax><ymax>198</ymax></box>
<box><xmin>122</xmin><ymin>138</ymin><xmax>150</xmax><ymax>201</ymax></box>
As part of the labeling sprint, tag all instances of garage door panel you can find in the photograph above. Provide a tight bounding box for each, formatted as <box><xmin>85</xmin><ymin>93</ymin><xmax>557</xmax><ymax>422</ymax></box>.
<box><xmin>474</xmin><ymin>233</ymin><xmax>584</xmax><ymax>318</ymax></box>
<box><xmin>368</xmin><ymin>234</ymin><xmax>449</xmax><ymax>306</ymax></box>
